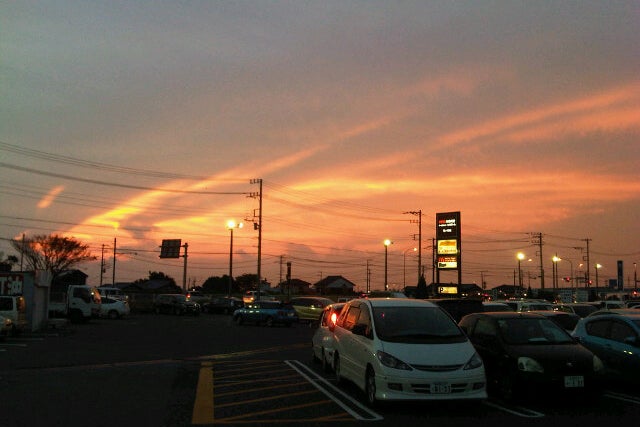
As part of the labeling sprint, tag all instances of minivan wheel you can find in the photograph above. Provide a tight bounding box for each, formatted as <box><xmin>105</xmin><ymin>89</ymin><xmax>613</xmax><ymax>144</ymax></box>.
<box><xmin>334</xmin><ymin>354</ymin><xmax>342</xmax><ymax>385</ymax></box>
<box><xmin>321</xmin><ymin>349</ymin><xmax>330</xmax><ymax>373</ymax></box>
<box><xmin>365</xmin><ymin>367</ymin><xmax>377</xmax><ymax>407</ymax></box>
<box><xmin>108</xmin><ymin>310</ymin><xmax>119</xmax><ymax>319</ymax></box>
<box><xmin>265</xmin><ymin>316</ymin><xmax>274</xmax><ymax>327</ymax></box>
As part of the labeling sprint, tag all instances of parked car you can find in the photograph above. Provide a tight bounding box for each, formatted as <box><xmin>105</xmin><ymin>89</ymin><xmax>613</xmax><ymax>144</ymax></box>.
<box><xmin>459</xmin><ymin>312</ymin><xmax>604</xmax><ymax>402</ymax></box>
<box><xmin>153</xmin><ymin>294</ymin><xmax>201</xmax><ymax>316</ymax></box>
<box><xmin>96</xmin><ymin>287</ymin><xmax>127</xmax><ymax>301</ymax></box>
<box><xmin>311</xmin><ymin>302</ymin><xmax>346</xmax><ymax>372</ymax></box>
<box><xmin>242</xmin><ymin>290</ymin><xmax>277</xmax><ymax>304</ymax></box>
<box><xmin>186</xmin><ymin>290</ymin><xmax>210</xmax><ymax>305</ymax></box>
<box><xmin>503</xmin><ymin>299</ymin><xmax>554</xmax><ymax>312</ymax></box>
<box><xmin>203</xmin><ymin>296</ymin><xmax>243</xmax><ymax>314</ymax></box>
<box><xmin>99</xmin><ymin>297</ymin><xmax>130</xmax><ymax>319</ymax></box>
<box><xmin>428</xmin><ymin>298</ymin><xmax>484</xmax><ymax>322</ymax></box>
<box><xmin>482</xmin><ymin>301</ymin><xmax>513</xmax><ymax>312</ymax></box>
<box><xmin>572</xmin><ymin>311</ymin><xmax>640</xmax><ymax>382</ymax></box>
<box><xmin>330</xmin><ymin>298</ymin><xmax>487</xmax><ymax>407</ymax></box>
<box><xmin>290</xmin><ymin>296</ymin><xmax>335</xmax><ymax>322</ymax></box>
<box><xmin>0</xmin><ymin>295</ymin><xmax>27</xmax><ymax>334</ymax></box>
<box><xmin>528</xmin><ymin>310</ymin><xmax>581</xmax><ymax>332</ymax></box>
<box><xmin>625</xmin><ymin>300</ymin><xmax>640</xmax><ymax>308</ymax></box>
<box><xmin>588</xmin><ymin>300</ymin><xmax>625</xmax><ymax>310</ymax></box>
<box><xmin>553</xmin><ymin>303</ymin><xmax>598</xmax><ymax>318</ymax></box>
<box><xmin>0</xmin><ymin>314</ymin><xmax>13</xmax><ymax>340</ymax></box>
<box><xmin>233</xmin><ymin>300</ymin><xmax>298</xmax><ymax>327</ymax></box>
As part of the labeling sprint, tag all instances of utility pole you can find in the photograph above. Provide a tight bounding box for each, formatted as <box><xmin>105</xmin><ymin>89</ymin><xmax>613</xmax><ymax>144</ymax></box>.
<box><xmin>100</xmin><ymin>244</ymin><xmax>105</xmax><ymax>286</ymax></box>
<box><xmin>532</xmin><ymin>232</ymin><xmax>545</xmax><ymax>290</ymax></box>
<box><xmin>583</xmin><ymin>238</ymin><xmax>592</xmax><ymax>287</ymax></box>
<box><xmin>112</xmin><ymin>237</ymin><xmax>116</xmax><ymax>286</ymax></box>
<box><xmin>182</xmin><ymin>242</ymin><xmax>188</xmax><ymax>292</ymax></box>
<box><xmin>250</xmin><ymin>178</ymin><xmax>263</xmax><ymax>297</ymax></box>
<box><xmin>404</xmin><ymin>210</ymin><xmax>422</xmax><ymax>284</ymax></box>
<box><xmin>480</xmin><ymin>270</ymin><xmax>488</xmax><ymax>291</ymax></box>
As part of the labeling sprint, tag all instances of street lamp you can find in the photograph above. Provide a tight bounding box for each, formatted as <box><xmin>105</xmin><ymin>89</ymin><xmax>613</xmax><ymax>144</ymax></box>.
<box><xmin>403</xmin><ymin>247</ymin><xmax>417</xmax><ymax>287</ymax></box>
<box><xmin>594</xmin><ymin>263</ymin><xmax>602</xmax><ymax>299</ymax></box>
<box><xmin>227</xmin><ymin>220</ymin><xmax>243</xmax><ymax>297</ymax></box>
<box><xmin>517</xmin><ymin>252</ymin><xmax>525</xmax><ymax>295</ymax></box>
<box><xmin>384</xmin><ymin>239</ymin><xmax>392</xmax><ymax>291</ymax></box>
<box><xmin>552</xmin><ymin>254</ymin><xmax>561</xmax><ymax>290</ymax></box>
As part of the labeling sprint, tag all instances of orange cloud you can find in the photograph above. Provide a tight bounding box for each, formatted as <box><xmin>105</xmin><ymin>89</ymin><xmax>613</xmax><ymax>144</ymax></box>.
<box><xmin>37</xmin><ymin>185</ymin><xmax>65</xmax><ymax>208</ymax></box>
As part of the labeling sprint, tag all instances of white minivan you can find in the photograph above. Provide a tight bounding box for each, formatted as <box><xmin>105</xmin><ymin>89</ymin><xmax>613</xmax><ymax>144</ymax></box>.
<box><xmin>330</xmin><ymin>298</ymin><xmax>487</xmax><ymax>407</ymax></box>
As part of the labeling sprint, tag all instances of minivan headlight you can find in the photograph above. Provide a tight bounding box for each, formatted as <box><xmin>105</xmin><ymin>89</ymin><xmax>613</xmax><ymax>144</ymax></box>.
<box><xmin>464</xmin><ymin>352</ymin><xmax>484</xmax><ymax>370</ymax></box>
<box><xmin>376</xmin><ymin>351</ymin><xmax>413</xmax><ymax>371</ymax></box>
<box><xmin>517</xmin><ymin>357</ymin><xmax>544</xmax><ymax>373</ymax></box>
<box><xmin>593</xmin><ymin>355</ymin><xmax>604</xmax><ymax>372</ymax></box>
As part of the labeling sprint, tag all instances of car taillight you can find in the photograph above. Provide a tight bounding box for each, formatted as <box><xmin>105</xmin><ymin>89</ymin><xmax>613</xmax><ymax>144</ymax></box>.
<box><xmin>330</xmin><ymin>312</ymin><xmax>338</xmax><ymax>325</ymax></box>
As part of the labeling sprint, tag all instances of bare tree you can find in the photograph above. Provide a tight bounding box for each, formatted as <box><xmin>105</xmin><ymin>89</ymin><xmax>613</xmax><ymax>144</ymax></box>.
<box><xmin>10</xmin><ymin>234</ymin><xmax>96</xmax><ymax>279</ymax></box>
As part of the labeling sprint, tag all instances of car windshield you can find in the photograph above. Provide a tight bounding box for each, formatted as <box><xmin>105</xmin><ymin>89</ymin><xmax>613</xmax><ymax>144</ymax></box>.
<box><xmin>372</xmin><ymin>306</ymin><xmax>465</xmax><ymax>343</ymax></box>
<box><xmin>498</xmin><ymin>317</ymin><xmax>573</xmax><ymax>344</ymax></box>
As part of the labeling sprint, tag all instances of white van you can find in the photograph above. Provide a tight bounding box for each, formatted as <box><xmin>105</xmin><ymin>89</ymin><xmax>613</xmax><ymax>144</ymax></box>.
<box><xmin>0</xmin><ymin>295</ymin><xmax>27</xmax><ymax>334</ymax></box>
<box><xmin>330</xmin><ymin>298</ymin><xmax>487</xmax><ymax>407</ymax></box>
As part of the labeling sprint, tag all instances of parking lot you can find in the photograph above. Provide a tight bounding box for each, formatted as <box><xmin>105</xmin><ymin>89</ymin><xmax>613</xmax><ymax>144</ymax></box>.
<box><xmin>1</xmin><ymin>313</ymin><xmax>640</xmax><ymax>426</ymax></box>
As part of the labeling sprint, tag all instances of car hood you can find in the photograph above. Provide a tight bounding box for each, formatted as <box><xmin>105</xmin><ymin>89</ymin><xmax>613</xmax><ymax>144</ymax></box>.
<box><xmin>505</xmin><ymin>343</ymin><xmax>595</xmax><ymax>366</ymax></box>
<box><xmin>379</xmin><ymin>340</ymin><xmax>476</xmax><ymax>366</ymax></box>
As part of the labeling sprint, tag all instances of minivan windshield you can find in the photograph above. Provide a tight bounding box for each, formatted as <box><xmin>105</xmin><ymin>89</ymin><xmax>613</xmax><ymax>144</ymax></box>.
<box><xmin>372</xmin><ymin>306</ymin><xmax>465</xmax><ymax>343</ymax></box>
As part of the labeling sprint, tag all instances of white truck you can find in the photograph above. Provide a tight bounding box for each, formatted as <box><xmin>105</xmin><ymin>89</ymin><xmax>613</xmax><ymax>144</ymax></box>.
<box><xmin>49</xmin><ymin>285</ymin><xmax>101</xmax><ymax>323</ymax></box>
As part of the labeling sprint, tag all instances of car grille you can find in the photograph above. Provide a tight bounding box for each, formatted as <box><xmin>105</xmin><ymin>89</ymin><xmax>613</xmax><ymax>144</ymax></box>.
<box><xmin>410</xmin><ymin>363</ymin><xmax>463</xmax><ymax>372</ymax></box>
<box><xmin>410</xmin><ymin>383</ymin><xmax>470</xmax><ymax>394</ymax></box>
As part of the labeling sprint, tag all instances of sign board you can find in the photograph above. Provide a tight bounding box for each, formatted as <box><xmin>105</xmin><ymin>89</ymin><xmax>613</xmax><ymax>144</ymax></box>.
<box><xmin>438</xmin><ymin>286</ymin><xmax>458</xmax><ymax>295</ymax></box>
<box><xmin>0</xmin><ymin>273</ymin><xmax>24</xmax><ymax>295</ymax></box>
<box><xmin>436</xmin><ymin>212</ymin><xmax>461</xmax><ymax>270</ymax></box>
<box><xmin>160</xmin><ymin>239</ymin><xmax>182</xmax><ymax>258</ymax></box>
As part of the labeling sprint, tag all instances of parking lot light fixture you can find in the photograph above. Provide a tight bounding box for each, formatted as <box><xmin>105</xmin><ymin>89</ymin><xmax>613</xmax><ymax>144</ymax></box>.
<box><xmin>517</xmin><ymin>252</ymin><xmax>526</xmax><ymax>293</ymax></box>
<box><xmin>227</xmin><ymin>220</ymin><xmax>243</xmax><ymax>297</ymax></box>
<box><xmin>384</xmin><ymin>239</ymin><xmax>392</xmax><ymax>291</ymax></box>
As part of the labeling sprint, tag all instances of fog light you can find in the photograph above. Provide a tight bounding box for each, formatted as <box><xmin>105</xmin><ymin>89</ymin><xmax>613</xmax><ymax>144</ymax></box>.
<box><xmin>388</xmin><ymin>383</ymin><xmax>403</xmax><ymax>391</ymax></box>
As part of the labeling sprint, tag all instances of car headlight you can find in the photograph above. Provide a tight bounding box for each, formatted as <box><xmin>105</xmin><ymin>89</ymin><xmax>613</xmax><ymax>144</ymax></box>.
<box><xmin>376</xmin><ymin>351</ymin><xmax>413</xmax><ymax>370</ymax></box>
<box><xmin>593</xmin><ymin>355</ymin><xmax>604</xmax><ymax>372</ymax></box>
<box><xmin>517</xmin><ymin>357</ymin><xmax>544</xmax><ymax>373</ymax></box>
<box><xmin>464</xmin><ymin>352</ymin><xmax>484</xmax><ymax>370</ymax></box>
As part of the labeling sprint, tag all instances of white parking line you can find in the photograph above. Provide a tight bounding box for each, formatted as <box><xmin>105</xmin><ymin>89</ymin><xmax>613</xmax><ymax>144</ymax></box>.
<box><xmin>482</xmin><ymin>400</ymin><xmax>545</xmax><ymax>417</ymax></box>
<box><xmin>604</xmin><ymin>391</ymin><xmax>640</xmax><ymax>405</ymax></box>
<box><xmin>285</xmin><ymin>360</ymin><xmax>383</xmax><ymax>421</ymax></box>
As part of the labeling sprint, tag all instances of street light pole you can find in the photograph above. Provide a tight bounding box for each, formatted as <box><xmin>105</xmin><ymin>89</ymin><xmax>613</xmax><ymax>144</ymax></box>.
<box><xmin>552</xmin><ymin>254</ymin><xmax>561</xmax><ymax>290</ymax></box>
<box><xmin>403</xmin><ymin>247</ymin><xmax>417</xmax><ymax>287</ymax></box>
<box><xmin>384</xmin><ymin>239</ymin><xmax>392</xmax><ymax>291</ymax></box>
<box><xmin>595</xmin><ymin>263</ymin><xmax>602</xmax><ymax>300</ymax></box>
<box><xmin>227</xmin><ymin>220</ymin><xmax>243</xmax><ymax>297</ymax></box>
<box><xmin>517</xmin><ymin>252</ymin><xmax>525</xmax><ymax>296</ymax></box>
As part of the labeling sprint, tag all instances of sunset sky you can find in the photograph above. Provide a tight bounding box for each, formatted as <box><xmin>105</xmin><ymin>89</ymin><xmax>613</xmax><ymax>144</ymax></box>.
<box><xmin>1</xmin><ymin>1</ymin><xmax>639</xmax><ymax>292</ymax></box>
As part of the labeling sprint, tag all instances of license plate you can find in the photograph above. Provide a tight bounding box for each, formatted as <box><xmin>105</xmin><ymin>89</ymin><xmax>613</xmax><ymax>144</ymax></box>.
<box><xmin>432</xmin><ymin>383</ymin><xmax>451</xmax><ymax>394</ymax></box>
<box><xmin>564</xmin><ymin>376</ymin><xmax>584</xmax><ymax>388</ymax></box>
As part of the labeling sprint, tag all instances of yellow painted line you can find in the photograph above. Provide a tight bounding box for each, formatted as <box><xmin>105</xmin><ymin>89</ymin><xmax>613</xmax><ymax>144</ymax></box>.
<box><xmin>191</xmin><ymin>361</ymin><xmax>214</xmax><ymax>425</ymax></box>
<box><xmin>214</xmin><ymin>389</ymin><xmax>318</xmax><ymax>409</ymax></box>
<box><xmin>215</xmin><ymin>399</ymin><xmax>335</xmax><ymax>422</ymax></box>
<box><xmin>191</xmin><ymin>343</ymin><xmax>307</xmax><ymax>361</ymax></box>
<box><xmin>214</xmin><ymin>381</ymin><xmax>306</xmax><ymax>398</ymax></box>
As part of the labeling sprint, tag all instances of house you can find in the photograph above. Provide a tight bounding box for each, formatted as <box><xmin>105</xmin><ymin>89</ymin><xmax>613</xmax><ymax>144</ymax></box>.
<box><xmin>278</xmin><ymin>278</ymin><xmax>313</xmax><ymax>295</ymax></box>
<box><xmin>313</xmin><ymin>275</ymin><xmax>356</xmax><ymax>295</ymax></box>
